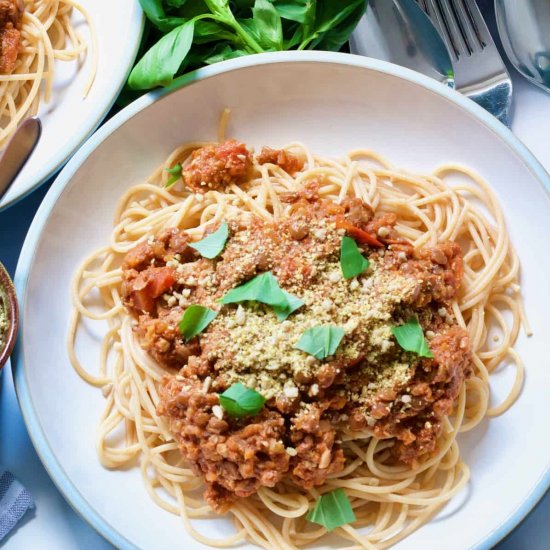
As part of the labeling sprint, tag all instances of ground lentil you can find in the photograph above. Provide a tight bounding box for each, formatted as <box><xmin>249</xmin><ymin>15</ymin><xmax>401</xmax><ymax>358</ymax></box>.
<box><xmin>120</xmin><ymin>146</ymin><xmax>472</xmax><ymax>512</ymax></box>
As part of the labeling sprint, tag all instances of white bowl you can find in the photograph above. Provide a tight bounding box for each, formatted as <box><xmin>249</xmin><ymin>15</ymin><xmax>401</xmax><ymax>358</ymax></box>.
<box><xmin>13</xmin><ymin>52</ymin><xmax>550</xmax><ymax>549</ymax></box>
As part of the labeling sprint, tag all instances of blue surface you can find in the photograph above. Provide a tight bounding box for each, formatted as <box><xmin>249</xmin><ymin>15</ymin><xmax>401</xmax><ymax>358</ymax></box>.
<box><xmin>4</xmin><ymin>49</ymin><xmax>548</xmax><ymax>548</ymax></box>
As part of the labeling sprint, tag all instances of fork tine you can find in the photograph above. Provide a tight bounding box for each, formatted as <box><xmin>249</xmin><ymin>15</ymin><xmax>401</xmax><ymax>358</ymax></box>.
<box><xmin>452</xmin><ymin>0</ymin><xmax>483</xmax><ymax>53</ymax></box>
<box><xmin>422</xmin><ymin>0</ymin><xmax>458</xmax><ymax>60</ymax></box>
<box><xmin>463</xmin><ymin>0</ymin><xmax>493</xmax><ymax>47</ymax></box>
<box><xmin>416</xmin><ymin>0</ymin><xmax>428</xmax><ymax>11</ymax></box>
<box><xmin>437</xmin><ymin>0</ymin><xmax>470</xmax><ymax>57</ymax></box>
<box><xmin>415</xmin><ymin>0</ymin><xmax>512</xmax><ymax>124</ymax></box>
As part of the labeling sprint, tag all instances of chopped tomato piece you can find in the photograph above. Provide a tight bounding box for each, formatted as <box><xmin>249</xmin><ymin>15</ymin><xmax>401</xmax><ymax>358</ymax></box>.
<box><xmin>335</xmin><ymin>218</ymin><xmax>383</xmax><ymax>247</ymax></box>
<box><xmin>130</xmin><ymin>267</ymin><xmax>176</xmax><ymax>313</ymax></box>
<box><xmin>148</xmin><ymin>267</ymin><xmax>177</xmax><ymax>297</ymax></box>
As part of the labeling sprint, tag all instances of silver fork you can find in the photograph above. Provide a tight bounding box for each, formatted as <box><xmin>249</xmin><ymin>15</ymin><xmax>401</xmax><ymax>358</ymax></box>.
<box><xmin>417</xmin><ymin>0</ymin><xmax>513</xmax><ymax>125</ymax></box>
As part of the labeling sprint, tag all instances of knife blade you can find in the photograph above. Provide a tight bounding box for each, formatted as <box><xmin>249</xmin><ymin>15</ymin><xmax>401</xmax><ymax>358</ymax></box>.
<box><xmin>350</xmin><ymin>0</ymin><xmax>454</xmax><ymax>88</ymax></box>
<box><xmin>0</xmin><ymin>118</ymin><xmax>42</xmax><ymax>203</ymax></box>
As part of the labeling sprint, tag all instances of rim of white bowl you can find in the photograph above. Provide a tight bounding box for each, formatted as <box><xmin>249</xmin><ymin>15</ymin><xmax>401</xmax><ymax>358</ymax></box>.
<box><xmin>0</xmin><ymin>4</ymin><xmax>145</xmax><ymax>213</ymax></box>
<box><xmin>11</xmin><ymin>51</ymin><xmax>550</xmax><ymax>550</ymax></box>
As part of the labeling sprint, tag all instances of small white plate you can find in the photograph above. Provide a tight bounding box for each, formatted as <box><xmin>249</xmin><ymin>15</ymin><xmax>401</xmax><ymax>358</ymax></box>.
<box><xmin>0</xmin><ymin>0</ymin><xmax>143</xmax><ymax>211</ymax></box>
<box><xmin>13</xmin><ymin>52</ymin><xmax>550</xmax><ymax>549</ymax></box>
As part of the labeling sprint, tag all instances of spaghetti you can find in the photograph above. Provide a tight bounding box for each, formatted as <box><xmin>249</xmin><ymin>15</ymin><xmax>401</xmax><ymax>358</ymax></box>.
<box><xmin>0</xmin><ymin>0</ymin><xmax>97</xmax><ymax>149</ymax></box>
<box><xmin>68</xmin><ymin>119</ymin><xmax>527</xmax><ymax>549</ymax></box>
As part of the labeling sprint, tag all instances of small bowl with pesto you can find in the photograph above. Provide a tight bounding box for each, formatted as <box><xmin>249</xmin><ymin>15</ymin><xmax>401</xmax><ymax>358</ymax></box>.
<box><xmin>0</xmin><ymin>262</ymin><xmax>18</xmax><ymax>371</ymax></box>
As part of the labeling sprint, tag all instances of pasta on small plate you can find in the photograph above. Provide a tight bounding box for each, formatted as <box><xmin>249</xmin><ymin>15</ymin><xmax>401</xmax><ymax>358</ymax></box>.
<box><xmin>0</xmin><ymin>0</ymin><xmax>142</xmax><ymax>211</ymax></box>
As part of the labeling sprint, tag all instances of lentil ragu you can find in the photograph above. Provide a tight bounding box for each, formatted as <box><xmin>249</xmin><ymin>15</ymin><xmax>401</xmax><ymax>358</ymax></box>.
<box><xmin>182</xmin><ymin>139</ymin><xmax>252</xmax><ymax>193</ymax></box>
<box><xmin>0</xmin><ymin>0</ymin><xmax>22</xmax><ymax>74</ymax></box>
<box><xmin>121</xmin><ymin>140</ymin><xmax>472</xmax><ymax>513</ymax></box>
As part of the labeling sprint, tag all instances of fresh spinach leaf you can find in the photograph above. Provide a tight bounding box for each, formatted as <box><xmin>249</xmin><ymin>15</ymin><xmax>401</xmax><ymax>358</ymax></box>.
<box><xmin>202</xmin><ymin>0</ymin><xmax>264</xmax><ymax>52</ymax></box>
<box><xmin>128</xmin><ymin>20</ymin><xmax>195</xmax><ymax>90</ymax></box>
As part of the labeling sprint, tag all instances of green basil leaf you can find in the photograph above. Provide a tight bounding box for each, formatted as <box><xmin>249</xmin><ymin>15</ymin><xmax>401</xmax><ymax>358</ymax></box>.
<box><xmin>340</xmin><ymin>236</ymin><xmax>369</xmax><ymax>279</ymax></box>
<box><xmin>128</xmin><ymin>20</ymin><xmax>195</xmax><ymax>90</ymax></box>
<box><xmin>238</xmin><ymin>18</ymin><xmax>264</xmax><ymax>45</ymax></box>
<box><xmin>301</xmin><ymin>0</ymin><xmax>316</xmax><ymax>37</ymax></box>
<box><xmin>294</xmin><ymin>326</ymin><xmax>345</xmax><ymax>360</ymax></box>
<box><xmin>199</xmin><ymin>1</ymin><xmax>264</xmax><ymax>54</ymax></box>
<box><xmin>273</xmin><ymin>290</ymin><xmax>304</xmax><ymax>321</ymax></box>
<box><xmin>139</xmin><ymin>0</ymin><xmax>185</xmax><ymax>32</ymax></box>
<box><xmin>251</xmin><ymin>0</ymin><xmax>283</xmax><ymax>50</ymax></box>
<box><xmin>165</xmin><ymin>163</ymin><xmax>182</xmax><ymax>187</ymax></box>
<box><xmin>234</xmin><ymin>0</ymin><xmax>255</xmax><ymax>9</ymax></box>
<box><xmin>190</xmin><ymin>221</ymin><xmax>229</xmax><ymax>258</ymax></box>
<box><xmin>220</xmin><ymin>272</ymin><xmax>288</xmax><ymax>307</ymax></box>
<box><xmin>180</xmin><ymin>42</ymin><xmax>226</xmax><ymax>70</ymax></box>
<box><xmin>166</xmin><ymin>0</ymin><xmax>187</xmax><ymax>7</ymax></box>
<box><xmin>203</xmin><ymin>44</ymin><xmax>249</xmax><ymax>64</ymax></box>
<box><xmin>175</xmin><ymin>1</ymin><xmax>213</xmax><ymax>19</ymax></box>
<box><xmin>300</xmin><ymin>0</ymin><xmax>365</xmax><ymax>51</ymax></box>
<box><xmin>306</xmin><ymin>488</ymin><xmax>356</xmax><ymax>532</ymax></box>
<box><xmin>219</xmin><ymin>272</ymin><xmax>303</xmax><ymax>319</ymax></box>
<box><xmin>219</xmin><ymin>382</ymin><xmax>266</xmax><ymax>417</ymax></box>
<box><xmin>273</xmin><ymin>0</ymin><xmax>312</xmax><ymax>23</ymax></box>
<box><xmin>313</xmin><ymin>0</ymin><xmax>365</xmax><ymax>35</ymax></box>
<box><xmin>283</xmin><ymin>23</ymin><xmax>304</xmax><ymax>49</ymax></box>
<box><xmin>179</xmin><ymin>305</ymin><xmax>218</xmax><ymax>341</ymax></box>
<box><xmin>391</xmin><ymin>317</ymin><xmax>434</xmax><ymax>358</ymax></box>
<box><xmin>193</xmin><ymin>18</ymin><xmax>238</xmax><ymax>44</ymax></box>
<box><xmin>313</xmin><ymin>0</ymin><xmax>366</xmax><ymax>51</ymax></box>
<box><xmin>204</xmin><ymin>0</ymin><xmax>235</xmax><ymax>19</ymax></box>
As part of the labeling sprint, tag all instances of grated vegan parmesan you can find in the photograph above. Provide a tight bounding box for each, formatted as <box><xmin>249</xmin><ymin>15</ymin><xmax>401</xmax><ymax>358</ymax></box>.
<box><xmin>0</xmin><ymin>296</ymin><xmax>7</xmax><ymax>351</ymax></box>
<box><xmin>200</xmin><ymin>223</ymin><xmax>419</xmax><ymax>403</ymax></box>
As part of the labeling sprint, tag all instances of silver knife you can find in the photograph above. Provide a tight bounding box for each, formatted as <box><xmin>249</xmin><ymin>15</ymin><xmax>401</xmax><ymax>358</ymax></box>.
<box><xmin>0</xmin><ymin>118</ymin><xmax>42</xmax><ymax>203</ymax></box>
<box><xmin>350</xmin><ymin>0</ymin><xmax>454</xmax><ymax>88</ymax></box>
